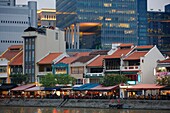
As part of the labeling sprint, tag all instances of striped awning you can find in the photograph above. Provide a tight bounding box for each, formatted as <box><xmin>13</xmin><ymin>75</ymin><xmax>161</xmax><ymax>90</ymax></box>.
<box><xmin>11</xmin><ymin>84</ymin><xmax>35</xmax><ymax>91</ymax></box>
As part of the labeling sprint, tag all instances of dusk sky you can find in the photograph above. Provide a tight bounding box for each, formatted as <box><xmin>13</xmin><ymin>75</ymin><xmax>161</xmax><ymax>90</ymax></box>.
<box><xmin>17</xmin><ymin>0</ymin><xmax>170</xmax><ymax>11</ymax></box>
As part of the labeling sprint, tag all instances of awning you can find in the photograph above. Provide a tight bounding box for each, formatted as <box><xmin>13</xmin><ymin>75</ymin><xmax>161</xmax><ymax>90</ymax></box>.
<box><xmin>0</xmin><ymin>84</ymin><xmax>17</xmax><ymax>91</ymax></box>
<box><xmin>160</xmin><ymin>86</ymin><xmax>170</xmax><ymax>90</ymax></box>
<box><xmin>25</xmin><ymin>86</ymin><xmax>44</xmax><ymax>91</ymax></box>
<box><xmin>90</xmin><ymin>85</ymin><xmax>119</xmax><ymax>91</ymax></box>
<box><xmin>43</xmin><ymin>86</ymin><xmax>69</xmax><ymax>91</ymax></box>
<box><xmin>73</xmin><ymin>83</ymin><xmax>99</xmax><ymax>91</ymax></box>
<box><xmin>127</xmin><ymin>84</ymin><xmax>165</xmax><ymax>90</ymax></box>
<box><xmin>11</xmin><ymin>84</ymin><xmax>36</xmax><ymax>91</ymax></box>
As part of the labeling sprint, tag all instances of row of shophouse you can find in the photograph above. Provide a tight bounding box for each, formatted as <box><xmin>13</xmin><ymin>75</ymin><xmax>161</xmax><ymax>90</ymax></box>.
<box><xmin>1</xmin><ymin>41</ymin><xmax>169</xmax><ymax>85</ymax></box>
<box><xmin>0</xmin><ymin>26</ymin><xmax>170</xmax><ymax>98</ymax></box>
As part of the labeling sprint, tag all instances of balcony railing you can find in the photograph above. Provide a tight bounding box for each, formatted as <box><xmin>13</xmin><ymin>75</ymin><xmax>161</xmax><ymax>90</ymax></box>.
<box><xmin>121</xmin><ymin>66</ymin><xmax>140</xmax><ymax>71</ymax></box>
<box><xmin>0</xmin><ymin>73</ymin><xmax>8</xmax><ymax>78</ymax></box>
<box><xmin>38</xmin><ymin>71</ymin><xmax>52</xmax><ymax>75</ymax></box>
<box><xmin>85</xmin><ymin>73</ymin><xmax>104</xmax><ymax>78</ymax></box>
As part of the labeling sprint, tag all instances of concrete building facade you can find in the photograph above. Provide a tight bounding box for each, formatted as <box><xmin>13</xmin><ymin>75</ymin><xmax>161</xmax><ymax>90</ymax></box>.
<box><xmin>0</xmin><ymin>1</ymin><xmax>37</xmax><ymax>54</ymax></box>
<box><xmin>22</xmin><ymin>27</ymin><xmax>66</xmax><ymax>83</ymax></box>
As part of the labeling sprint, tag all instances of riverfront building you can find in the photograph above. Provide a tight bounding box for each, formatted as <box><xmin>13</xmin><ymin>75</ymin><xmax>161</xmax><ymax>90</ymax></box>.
<box><xmin>56</xmin><ymin>0</ymin><xmax>148</xmax><ymax>49</ymax></box>
<box><xmin>22</xmin><ymin>27</ymin><xmax>66</xmax><ymax>83</ymax></box>
<box><xmin>0</xmin><ymin>45</ymin><xmax>23</xmax><ymax>83</ymax></box>
<box><xmin>0</xmin><ymin>1</ymin><xmax>37</xmax><ymax>54</ymax></box>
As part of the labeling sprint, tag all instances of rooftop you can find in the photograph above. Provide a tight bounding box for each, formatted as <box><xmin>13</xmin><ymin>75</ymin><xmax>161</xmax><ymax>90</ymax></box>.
<box><xmin>105</xmin><ymin>47</ymin><xmax>134</xmax><ymax>59</ymax></box>
<box><xmin>0</xmin><ymin>45</ymin><xmax>23</xmax><ymax>61</ymax></box>
<box><xmin>38</xmin><ymin>53</ymin><xmax>62</xmax><ymax>65</ymax></box>
<box><xmin>9</xmin><ymin>51</ymin><xmax>23</xmax><ymax>66</ymax></box>
<box><xmin>124</xmin><ymin>51</ymin><xmax>148</xmax><ymax>60</ymax></box>
<box><xmin>87</xmin><ymin>55</ymin><xmax>105</xmax><ymax>67</ymax></box>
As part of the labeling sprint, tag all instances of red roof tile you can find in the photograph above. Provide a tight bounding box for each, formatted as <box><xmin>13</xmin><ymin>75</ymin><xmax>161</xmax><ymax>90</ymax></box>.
<box><xmin>9</xmin><ymin>45</ymin><xmax>23</xmax><ymax>50</ymax></box>
<box><xmin>105</xmin><ymin>48</ymin><xmax>134</xmax><ymax>59</ymax></box>
<box><xmin>136</xmin><ymin>45</ymin><xmax>153</xmax><ymax>49</ymax></box>
<box><xmin>38</xmin><ymin>53</ymin><xmax>62</xmax><ymax>65</ymax></box>
<box><xmin>71</xmin><ymin>55</ymin><xmax>96</xmax><ymax>64</ymax></box>
<box><xmin>75</xmin><ymin>52</ymin><xmax>90</xmax><ymax>57</ymax></box>
<box><xmin>124</xmin><ymin>51</ymin><xmax>148</xmax><ymax>60</ymax></box>
<box><xmin>9</xmin><ymin>51</ymin><xmax>23</xmax><ymax>66</ymax></box>
<box><xmin>159</xmin><ymin>58</ymin><xmax>170</xmax><ymax>63</ymax></box>
<box><xmin>57</xmin><ymin>52</ymin><xmax>90</xmax><ymax>64</ymax></box>
<box><xmin>0</xmin><ymin>45</ymin><xmax>23</xmax><ymax>61</ymax></box>
<box><xmin>87</xmin><ymin>55</ymin><xmax>105</xmax><ymax>67</ymax></box>
<box><xmin>120</xmin><ymin>43</ymin><xmax>134</xmax><ymax>47</ymax></box>
<box><xmin>59</xmin><ymin>57</ymin><xmax>78</xmax><ymax>64</ymax></box>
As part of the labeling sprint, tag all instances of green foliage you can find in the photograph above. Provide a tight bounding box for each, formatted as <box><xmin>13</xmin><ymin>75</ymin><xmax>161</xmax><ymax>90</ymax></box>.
<box><xmin>40</xmin><ymin>73</ymin><xmax>56</xmax><ymax>87</ymax></box>
<box><xmin>55</xmin><ymin>74</ymin><xmax>76</xmax><ymax>85</ymax></box>
<box><xmin>40</xmin><ymin>73</ymin><xmax>76</xmax><ymax>87</ymax></box>
<box><xmin>157</xmin><ymin>76</ymin><xmax>170</xmax><ymax>85</ymax></box>
<box><xmin>10</xmin><ymin>74</ymin><xmax>28</xmax><ymax>84</ymax></box>
<box><xmin>101</xmin><ymin>74</ymin><xmax>129</xmax><ymax>86</ymax></box>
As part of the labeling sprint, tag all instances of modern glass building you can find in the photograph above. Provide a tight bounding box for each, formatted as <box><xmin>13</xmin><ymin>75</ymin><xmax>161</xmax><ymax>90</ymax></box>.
<box><xmin>56</xmin><ymin>0</ymin><xmax>148</xmax><ymax>49</ymax></box>
<box><xmin>148</xmin><ymin>11</ymin><xmax>170</xmax><ymax>52</ymax></box>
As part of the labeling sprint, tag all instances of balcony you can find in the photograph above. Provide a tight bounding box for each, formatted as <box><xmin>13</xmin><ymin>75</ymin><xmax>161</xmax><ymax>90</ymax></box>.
<box><xmin>85</xmin><ymin>73</ymin><xmax>104</xmax><ymax>78</ymax></box>
<box><xmin>121</xmin><ymin>66</ymin><xmax>140</xmax><ymax>71</ymax></box>
<box><xmin>38</xmin><ymin>71</ymin><xmax>52</xmax><ymax>76</ymax></box>
<box><xmin>0</xmin><ymin>73</ymin><xmax>8</xmax><ymax>78</ymax></box>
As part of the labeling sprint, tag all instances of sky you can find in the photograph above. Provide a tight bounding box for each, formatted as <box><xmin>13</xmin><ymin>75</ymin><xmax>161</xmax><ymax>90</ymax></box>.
<box><xmin>16</xmin><ymin>0</ymin><xmax>170</xmax><ymax>11</ymax></box>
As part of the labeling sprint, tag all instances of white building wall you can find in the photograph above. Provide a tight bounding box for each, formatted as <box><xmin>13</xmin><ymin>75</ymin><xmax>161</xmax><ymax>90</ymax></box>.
<box><xmin>140</xmin><ymin>46</ymin><xmax>165</xmax><ymax>84</ymax></box>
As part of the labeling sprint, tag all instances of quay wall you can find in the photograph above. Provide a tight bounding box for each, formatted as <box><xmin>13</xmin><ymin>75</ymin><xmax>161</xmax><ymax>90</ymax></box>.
<box><xmin>0</xmin><ymin>99</ymin><xmax>170</xmax><ymax>110</ymax></box>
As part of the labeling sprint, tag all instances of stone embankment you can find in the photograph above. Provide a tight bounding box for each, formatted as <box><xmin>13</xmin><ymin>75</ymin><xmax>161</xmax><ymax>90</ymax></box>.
<box><xmin>0</xmin><ymin>99</ymin><xmax>170</xmax><ymax>110</ymax></box>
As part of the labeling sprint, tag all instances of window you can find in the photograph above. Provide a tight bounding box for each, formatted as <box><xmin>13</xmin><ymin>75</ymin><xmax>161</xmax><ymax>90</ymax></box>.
<box><xmin>56</xmin><ymin>33</ymin><xmax>58</xmax><ymax>40</ymax></box>
<box><xmin>0</xmin><ymin>66</ymin><xmax>7</xmax><ymax>73</ymax></box>
<box><xmin>104</xmin><ymin>3</ymin><xmax>112</xmax><ymax>7</ymax></box>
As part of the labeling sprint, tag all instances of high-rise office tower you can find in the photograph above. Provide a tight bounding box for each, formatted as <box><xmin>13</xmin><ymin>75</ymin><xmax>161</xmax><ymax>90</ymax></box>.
<box><xmin>148</xmin><ymin>9</ymin><xmax>170</xmax><ymax>53</ymax></box>
<box><xmin>165</xmin><ymin>4</ymin><xmax>170</xmax><ymax>13</ymax></box>
<box><xmin>0</xmin><ymin>0</ymin><xmax>15</xmax><ymax>6</ymax></box>
<box><xmin>56</xmin><ymin>0</ymin><xmax>148</xmax><ymax>49</ymax></box>
<box><xmin>0</xmin><ymin>1</ymin><xmax>37</xmax><ymax>54</ymax></box>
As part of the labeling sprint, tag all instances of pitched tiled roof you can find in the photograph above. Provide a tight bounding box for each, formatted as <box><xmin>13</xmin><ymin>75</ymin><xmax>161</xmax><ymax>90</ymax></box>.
<box><xmin>9</xmin><ymin>45</ymin><xmax>23</xmax><ymax>50</ymax></box>
<box><xmin>38</xmin><ymin>53</ymin><xmax>62</xmax><ymax>65</ymax></box>
<box><xmin>87</xmin><ymin>55</ymin><xmax>105</xmax><ymax>67</ymax></box>
<box><xmin>0</xmin><ymin>45</ymin><xmax>23</xmax><ymax>61</ymax></box>
<box><xmin>136</xmin><ymin>45</ymin><xmax>153</xmax><ymax>49</ymax></box>
<box><xmin>120</xmin><ymin>43</ymin><xmax>134</xmax><ymax>47</ymax></box>
<box><xmin>124</xmin><ymin>51</ymin><xmax>148</xmax><ymax>60</ymax></box>
<box><xmin>75</xmin><ymin>52</ymin><xmax>90</xmax><ymax>57</ymax></box>
<box><xmin>159</xmin><ymin>58</ymin><xmax>170</xmax><ymax>63</ymax></box>
<box><xmin>89</xmin><ymin>50</ymin><xmax>109</xmax><ymax>55</ymax></box>
<box><xmin>60</xmin><ymin>57</ymin><xmax>78</xmax><ymax>64</ymax></box>
<box><xmin>71</xmin><ymin>55</ymin><xmax>96</xmax><ymax>64</ymax></box>
<box><xmin>9</xmin><ymin>51</ymin><xmax>23</xmax><ymax>66</ymax></box>
<box><xmin>105</xmin><ymin>48</ymin><xmax>134</xmax><ymax>59</ymax></box>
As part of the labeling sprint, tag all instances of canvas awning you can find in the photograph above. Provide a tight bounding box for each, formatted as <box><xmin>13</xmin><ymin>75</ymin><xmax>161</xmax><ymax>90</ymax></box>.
<box><xmin>25</xmin><ymin>86</ymin><xmax>44</xmax><ymax>91</ymax></box>
<box><xmin>127</xmin><ymin>84</ymin><xmax>165</xmax><ymax>90</ymax></box>
<box><xmin>0</xmin><ymin>84</ymin><xmax>17</xmax><ymax>91</ymax></box>
<box><xmin>43</xmin><ymin>86</ymin><xmax>69</xmax><ymax>91</ymax></box>
<box><xmin>73</xmin><ymin>84</ymin><xmax>99</xmax><ymax>91</ymax></box>
<box><xmin>90</xmin><ymin>85</ymin><xmax>119</xmax><ymax>91</ymax></box>
<box><xmin>11</xmin><ymin>84</ymin><xmax>36</xmax><ymax>91</ymax></box>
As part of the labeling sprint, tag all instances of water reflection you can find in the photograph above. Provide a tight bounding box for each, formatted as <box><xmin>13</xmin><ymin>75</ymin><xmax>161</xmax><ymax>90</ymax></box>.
<box><xmin>0</xmin><ymin>107</ymin><xmax>169</xmax><ymax>113</ymax></box>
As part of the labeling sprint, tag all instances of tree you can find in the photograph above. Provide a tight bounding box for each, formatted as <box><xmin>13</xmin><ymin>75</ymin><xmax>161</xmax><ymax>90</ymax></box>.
<box><xmin>55</xmin><ymin>74</ymin><xmax>76</xmax><ymax>85</ymax></box>
<box><xmin>40</xmin><ymin>73</ymin><xmax>76</xmax><ymax>87</ymax></box>
<box><xmin>10</xmin><ymin>74</ymin><xmax>28</xmax><ymax>85</ymax></box>
<box><xmin>101</xmin><ymin>74</ymin><xmax>129</xmax><ymax>86</ymax></box>
<box><xmin>40</xmin><ymin>73</ymin><xmax>57</xmax><ymax>87</ymax></box>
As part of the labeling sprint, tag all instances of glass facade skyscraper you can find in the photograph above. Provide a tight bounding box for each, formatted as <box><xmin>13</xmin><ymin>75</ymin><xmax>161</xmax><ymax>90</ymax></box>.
<box><xmin>56</xmin><ymin>0</ymin><xmax>148</xmax><ymax>49</ymax></box>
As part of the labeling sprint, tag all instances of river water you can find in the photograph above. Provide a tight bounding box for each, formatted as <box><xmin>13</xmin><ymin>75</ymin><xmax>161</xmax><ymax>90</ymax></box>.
<box><xmin>0</xmin><ymin>107</ymin><xmax>169</xmax><ymax>113</ymax></box>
